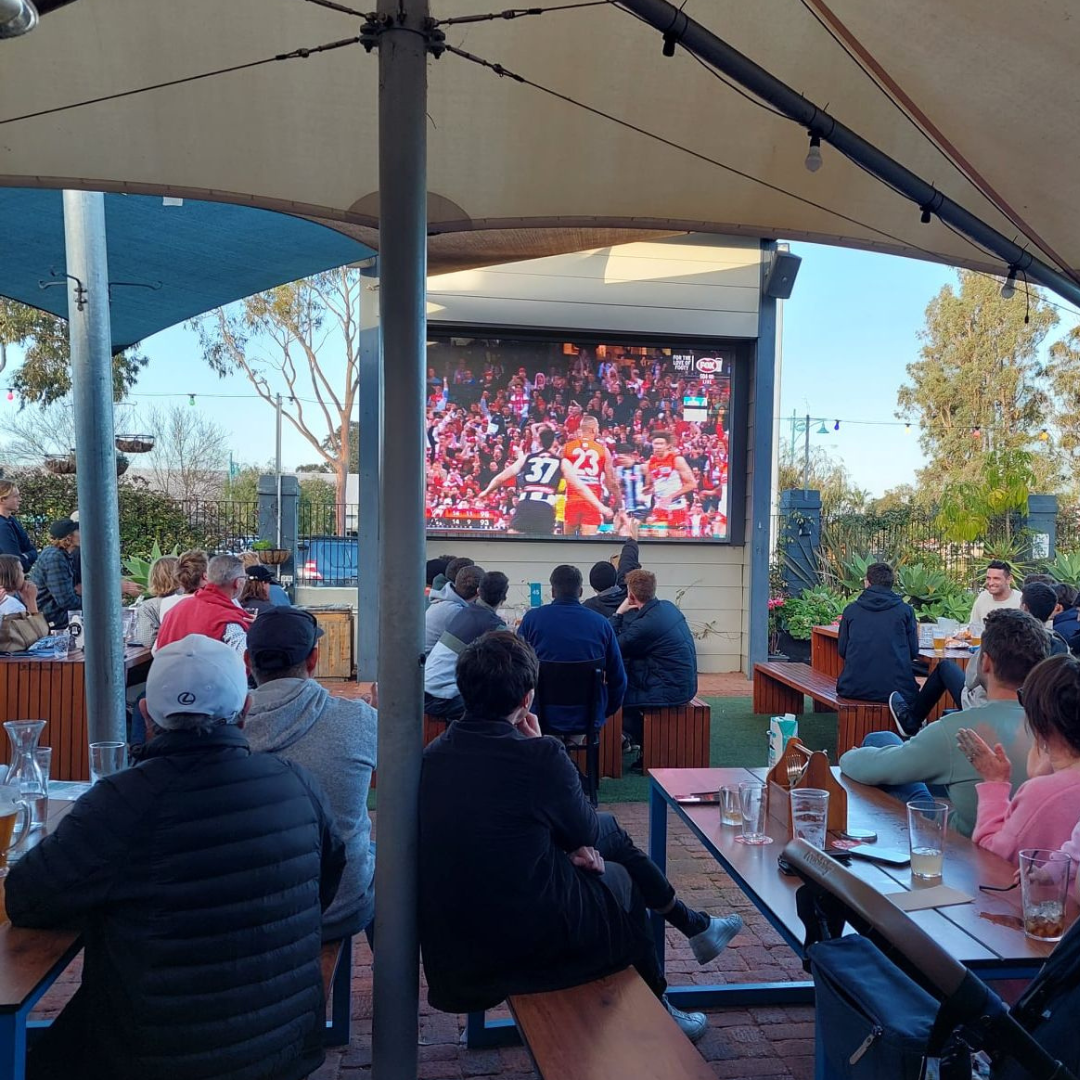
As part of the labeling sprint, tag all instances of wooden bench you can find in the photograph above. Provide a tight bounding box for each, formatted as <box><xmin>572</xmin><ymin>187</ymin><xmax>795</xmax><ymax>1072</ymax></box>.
<box><xmin>640</xmin><ymin>697</ymin><xmax>711</xmax><ymax>770</ymax></box>
<box><xmin>320</xmin><ymin>937</ymin><xmax>352</xmax><ymax>1046</ymax></box>
<box><xmin>752</xmin><ymin>662</ymin><xmax>893</xmax><ymax>755</ymax></box>
<box><xmin>507</xmin><ymin>967</ymin><xmax>714</xmax><ymax>1080</ymax></box>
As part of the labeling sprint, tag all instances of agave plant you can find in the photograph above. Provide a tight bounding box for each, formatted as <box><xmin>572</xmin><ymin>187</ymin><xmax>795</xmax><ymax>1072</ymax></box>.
<box><xmin>921</xmin><ymin>591</ymin><xmax>976</xmax><ymax>623</ymax></box>
<box><xmin>897</xmin><ymin>562</ymin><xmax>956</xmax><ymax>614</ymax></box>
<box><xmin>121</xmin><ymin>540</ymin><xmax>179</xmax><ymax>595</ymax></box>
<box><xmin>1040</xmin><ymin>550</ymin><xmax>1080</xmax><ymax>587</ymax></box>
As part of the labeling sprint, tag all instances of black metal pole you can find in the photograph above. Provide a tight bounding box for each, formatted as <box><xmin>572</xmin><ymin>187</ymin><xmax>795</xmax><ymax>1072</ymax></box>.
<box><xmin>619</xmin><ymin>0</ymin><xmax>1080</xmax><ymax>308</ymax></box>
<box><xmin>371</xmin><ymin>1</ymin><xmax>427</xmax><ymax>1076</ymax></box>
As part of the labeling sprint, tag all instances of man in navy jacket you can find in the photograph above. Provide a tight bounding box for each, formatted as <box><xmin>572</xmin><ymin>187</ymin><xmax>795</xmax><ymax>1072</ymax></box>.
<box><xmin>836</xmin><ymin>562</ymin><xmax>919</xmax><ymax>703</ymax></box>
<box><xmin>518</xmin><ymin>564</ymin><xmax>626</xmax><ymax>733</ymax></box>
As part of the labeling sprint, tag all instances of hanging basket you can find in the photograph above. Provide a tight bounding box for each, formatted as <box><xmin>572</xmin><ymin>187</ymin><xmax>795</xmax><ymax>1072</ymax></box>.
<box><xmin>115</xmin><ymin>455</ymin><xmax>130</xmax><ymax>476</ymax></box>
<box><xmin>115</xmin><ymin>434</ymin><xmax>155</xmax><ymax>454</ymax></box>
<box><xmin>257</xmin><ymin>548</ymin><xmax>289</xmax><ymax>566</ymax></box>
<box><xmin>44</xmin><ymin>454</ymin><xmax>77</xmax><ymax>475</ymax></box>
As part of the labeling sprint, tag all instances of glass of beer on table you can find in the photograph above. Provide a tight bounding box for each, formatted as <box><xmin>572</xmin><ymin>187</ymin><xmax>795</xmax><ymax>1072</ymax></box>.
<box><xmin>0</xmin><ymin>786</ymin><xmax>30</xmax><ymax>877</ymax></box>
<box><xmin>931</xmin><ymin>623</ymin><xmax>947</xmax><ymax>655</ymax></box>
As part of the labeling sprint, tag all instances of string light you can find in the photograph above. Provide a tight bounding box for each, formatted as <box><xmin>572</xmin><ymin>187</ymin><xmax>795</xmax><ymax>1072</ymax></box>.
<box><xmin>1000</xmin><ymin>268</ymin><xmax>1017</xmax><ymax>300</ymax></box>
<box><xmin>833</xmin><ymin>420</ymin><xmax>840</xmax><ymax>431</ymax></box>
<box><xmin>188</xmin><ymin>394</ymin><xmax>196</xmax><ymax>406</ymax></box>
<box><xmin>1039</xmin><ymin>429</ymin><xmax>1050</xmax><ymax>442</ymax></box>
<box><xmin>904</xmin><ymin>423</ymin><xmax>911</xmax><ymax>434</ymax></box>
<box><xmin>5</xmin><ymin>389</ymin><xmax>12</xmax><ymax>402</ymax></box>
<box><xmin>804</xmin><ymin>133</ymin><xmax>823</xmax><ymax>173</ymax></box>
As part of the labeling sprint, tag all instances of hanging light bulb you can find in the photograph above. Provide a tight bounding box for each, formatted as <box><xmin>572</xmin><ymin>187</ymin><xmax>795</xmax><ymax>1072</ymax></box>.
<box><xmin>1000</xmin><ymin>268</ymin><xmax>1017</xmax><ymax>300</ymax></box>
<box><xmin>188</xmin><ymin>394</ymin><xmax>196</xmax><ymax>406</ymax></box>
<box><xmin>5</xmin><ymin>389</ymin><xmax>12</xmax><ymax>402</ymax></box>
<box><xmin>904</xmin><ymin>422</ymin><xmax>912</xmax><ymax>434</ymax></box>
<box><xmin>1039</xmin><ymin>429</ymin><xmax>1050</xmax><ymax>442</ymax></box>
<box><xmin>804</xmin><ymin>133</ymin><xmax>823</xmax><ymax>173</ymax></box>
<box><xmin>972</xmin><ymin>427</ymin><xmax>982</xmax><ymax>439</ymax></box>
<box><xmin>833</xmin><ymin>420</ymin><xmax>840</xmax><ymax>431</ymax></box>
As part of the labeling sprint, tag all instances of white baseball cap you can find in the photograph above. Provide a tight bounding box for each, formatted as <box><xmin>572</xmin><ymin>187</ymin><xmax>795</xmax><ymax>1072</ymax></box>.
<box><xmin>145</xmin><ymin>635</ymin><xmax>249</xmax><ymax>729</ymax></box>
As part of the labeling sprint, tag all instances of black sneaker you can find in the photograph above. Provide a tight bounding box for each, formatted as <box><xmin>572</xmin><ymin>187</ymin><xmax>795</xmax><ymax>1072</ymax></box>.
<box><xmin>889</xmin><ymin>692</ymin><xmax>920</xmax><ymax>738</ymax></box>
<box><xmin>622</xmin><ymin>734</ymin><xmax>640</xmax><ymax>754</ymax></box>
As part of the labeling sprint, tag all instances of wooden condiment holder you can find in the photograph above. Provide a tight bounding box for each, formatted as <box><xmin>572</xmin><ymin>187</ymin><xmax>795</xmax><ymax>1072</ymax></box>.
<box><xmin>766</xmin><ymin>737</ymin><xmax>847</xmax><ymax>834</ymax></box>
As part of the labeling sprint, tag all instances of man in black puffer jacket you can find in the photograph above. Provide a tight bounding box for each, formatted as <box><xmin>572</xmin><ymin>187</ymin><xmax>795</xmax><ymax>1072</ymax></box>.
<box><xmin>611</xmin><ymin>569</ymin><xmax>697</xmax><ymax>771</ymax></box>
<box><xmin>7</xmin><ymin>634</ymin><xmax>345</xmax><ymax>1080</ymax></box>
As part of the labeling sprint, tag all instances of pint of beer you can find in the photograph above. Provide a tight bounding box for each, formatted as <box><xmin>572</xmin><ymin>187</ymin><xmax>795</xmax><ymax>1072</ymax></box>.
<box><xmin>0</xmin><ymin>794</ymin><xmax>30</xmax><ymax>877</ymax></box>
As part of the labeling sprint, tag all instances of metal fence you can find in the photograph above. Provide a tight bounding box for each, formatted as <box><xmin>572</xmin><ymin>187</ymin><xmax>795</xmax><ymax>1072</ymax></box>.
<box><xmin>178</xmin><ymin>500</ymin><xmax>261</xmax><ymax>553</ymax></box>
<box><xmin>296</xmin><ymin>503</ymin><xmax>360</xmax><ymax>586</ymax></box>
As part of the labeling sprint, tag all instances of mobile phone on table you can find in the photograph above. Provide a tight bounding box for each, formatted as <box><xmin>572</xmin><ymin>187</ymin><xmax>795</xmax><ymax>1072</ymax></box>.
<box><xmin>675</xmin><ymin>791</ymin><xmax>722</xmax><ymax>805</ymax></box>
<box><xmin>847</xmin><ymin>845</ymin><xmax>911</xmax><ymax>867</ymax></box>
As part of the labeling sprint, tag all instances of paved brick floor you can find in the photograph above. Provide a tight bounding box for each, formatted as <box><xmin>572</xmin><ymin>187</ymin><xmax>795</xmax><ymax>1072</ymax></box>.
<box><xmin>30</xmin><ymin>800</ymin><xmax>814</xmax><ymax>1079</ymax></box>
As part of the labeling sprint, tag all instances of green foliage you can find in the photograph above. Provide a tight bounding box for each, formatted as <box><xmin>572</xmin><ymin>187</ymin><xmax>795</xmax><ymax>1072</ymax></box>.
<box><xmin>1040</xmin><ymin>550</ymin><xmax>1080</xmax><ymax>587</ymax></box>
<box><xmin>830</xmin><ymin>553</ymin><xmax>878</xmax><ymax>596</ymax></box>
<box><xmin>921</xmin><ymin>592</ymin><xmax>976</xmax><ymax>623</ymax></box>
<box><xmin>781</xmin><ymin>586</ymin><xmax>846</xmax><ymax>641</ymax></box>
<box><xmin>252</xmin><ymin>539</ymin><xmax>273</xmax><ymax>551</ymax></box>
<box><xmin>121</xmin><ymin>540</ymin><xmax>179</xmax><ymax>595</ymax></box>
<box><xmin>778</xmin><ymin>444</ymin><xmax>869</xmax><ymax>516</ymax></box>
<box><xmin>898</xmin><ymin>269</ymin><xmax>1058</xmax><ymax>494</ymax></box>
<box><xmin>0</xmin><ymin>298</ymin><xmax>149</xmax><ymax>406</ymax></box>
<box><xmin>976</xmin><ymin>536</ymin><xmax>1032</xmax><ymax>583</ymax></box>
<box><xmin>935</xmin><ymin>449</ymin><xmax>1036</xmax><ymax>543</ymax></box>
<box><xmin>896</xmin><ymin>563</ymin><xmax>956</xmax><ymax>612</ymax></box>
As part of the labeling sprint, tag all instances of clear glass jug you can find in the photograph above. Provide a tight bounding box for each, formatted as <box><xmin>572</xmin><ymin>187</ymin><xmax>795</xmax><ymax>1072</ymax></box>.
<box><xmin>3</xmin><ymin>720</ymin><xmax>47</xmax><ymax>830</ymax></box>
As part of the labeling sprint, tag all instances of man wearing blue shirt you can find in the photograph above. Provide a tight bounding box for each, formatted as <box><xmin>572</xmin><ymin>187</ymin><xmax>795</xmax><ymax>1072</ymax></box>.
<box><xmin>518</xmin><ymin>564</ymin><xmax>626</xmax><ymax>734</ymax></box>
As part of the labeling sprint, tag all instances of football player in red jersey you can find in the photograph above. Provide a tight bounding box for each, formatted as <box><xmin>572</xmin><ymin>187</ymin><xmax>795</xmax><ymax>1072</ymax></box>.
<box><xmin>645</xmin><ymin>432</ymin><xmax>697</xmax><ymax>536</ymax></box>
<box><xmin>561</xmin><ymin>415</ymin><xmax>620</xmax><ymax>536</ymax></box>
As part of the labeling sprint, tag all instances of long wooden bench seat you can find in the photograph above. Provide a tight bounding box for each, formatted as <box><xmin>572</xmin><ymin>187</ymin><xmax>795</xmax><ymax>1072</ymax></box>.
<box><xmin>508</xmin><ymin>967</ymin><xmax>715</xmax><ymax>1080</ymax></box>
<box><xmin>641</xmin><ymin>697</ymin><xmax>711</xmax><ymax>770</ymax></box>
<box><xmin>752</xmin><ymin>661</ymin><xmax>893</xmax><ymax>755</ymax></box>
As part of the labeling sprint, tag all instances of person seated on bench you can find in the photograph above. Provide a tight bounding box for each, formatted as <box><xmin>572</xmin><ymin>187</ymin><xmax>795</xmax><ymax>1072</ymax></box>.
<box><xmin>1052</xmin><ymin>582</ymin><xmax>1080</xmax><ymax>651</ymax></box>
<box><xmin>959</xmin><ymin>653</ymin><xmax>1080</xmax><ymax>862</ymax></box>
<box><xmin>244</xmin><ymin>607</ymin><xmax>377</xmax><ymax>944</ymax></box>
<box><xmin>890</xmin><ymin>581</ymin><xmax>1067</xmax><ymax>737</ymax></box>
<box><xmin>425</xmin><ymin>571</ymin><xmax>509</xmax><ymax>722</ymax></box>
<box><xmin>582</xmin><ymin>521</ymin><xmax>641</xmax><ymax>619</ymax></box>
<box><xmin>835</xmin><ymin>561</ymin><xmax>919</xmax><ymax>706</ymax></box>
<box><xmin>611</xmin><ymin>569</ymin><xmax>697</xmax><ymax>773</ymax></box>
<box><xmin>418</xmin><ymin>631</ymin><xmax>742</xmax><ymax>1043</ymax></box>
<box><xmin>840</xmin><ymin>608</ymin><xmax>1050</xmax><ymax>836</ymax></box>
<box><xmin>425</xmin><ymin>558</ymin><xmax>478</xmax><ymax>653</ymax></box>
<box><xmin>519</xmin><ymin>564</ymin><xmax>626</xmax><ymax>739</ymax></box>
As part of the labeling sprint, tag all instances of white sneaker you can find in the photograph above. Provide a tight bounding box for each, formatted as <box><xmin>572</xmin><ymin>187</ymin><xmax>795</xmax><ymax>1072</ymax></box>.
<box><xmin>689</xmin><ymin>913</ymin><xmax>743</xmax><ymax>965</ymax></box>
<box><xmin>662</xmin><ymin>995</ymin><xmax>708</xmax><ymax>1043</ymax></box>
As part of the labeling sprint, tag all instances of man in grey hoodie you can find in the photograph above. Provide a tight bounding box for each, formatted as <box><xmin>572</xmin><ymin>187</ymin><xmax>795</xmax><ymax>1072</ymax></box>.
<box><xmin>244</xmin><ymin>607</ymin><xmax>377</xmax><ymax>941</ymax></box>
<box><xmin>425</xmin><ymin>563</ymin><xmax>483</xmax><ymax>654</ymax></box>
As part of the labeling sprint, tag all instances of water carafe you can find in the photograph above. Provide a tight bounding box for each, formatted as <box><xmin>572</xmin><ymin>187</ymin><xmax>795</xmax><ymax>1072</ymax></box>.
<box><xmin>4</xmin><ymin>720</ymin><xmax>48</xmax><ymax>830</ymax></box>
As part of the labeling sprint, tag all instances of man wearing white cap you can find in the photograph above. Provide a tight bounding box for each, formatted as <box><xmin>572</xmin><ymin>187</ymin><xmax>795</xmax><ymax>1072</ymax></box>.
<box><xmin>6</xmin><ymin>635</ymin><xmax>345</xmax><ymax>1080</ymax></box>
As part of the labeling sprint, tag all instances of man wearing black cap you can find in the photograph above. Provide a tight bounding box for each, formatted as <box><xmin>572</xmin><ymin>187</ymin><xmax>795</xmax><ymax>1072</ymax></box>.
<box><xmin>28</xmin><ymin>518</ymin><xmax>81</xmax><ymax>628</ymax></box>
<box><xmin>244</xmin><ymin>608</ymin><xmax>378</xmax><ymax>942</ymax></box>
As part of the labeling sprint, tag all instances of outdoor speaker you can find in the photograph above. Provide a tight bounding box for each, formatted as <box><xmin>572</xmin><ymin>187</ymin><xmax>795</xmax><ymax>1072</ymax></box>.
<box><xmin>763</xmin><ymin>250</ymin><xmax>802</xmax><ymax>299</ymax></box>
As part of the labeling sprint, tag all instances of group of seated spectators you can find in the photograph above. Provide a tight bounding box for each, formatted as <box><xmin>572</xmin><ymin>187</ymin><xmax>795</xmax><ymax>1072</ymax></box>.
<box><xmin>835</xmin><ymin>558</ymin><xmax>1080</xmax><ymax>875</ymax></box>
<box><xmin>422</xmin><ymin>523</ymin><xmax>699</xmax><ymax>772</ymax></box>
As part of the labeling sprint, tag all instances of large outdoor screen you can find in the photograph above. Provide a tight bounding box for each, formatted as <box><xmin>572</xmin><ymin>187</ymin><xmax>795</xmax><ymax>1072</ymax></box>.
<box><xmin>425</xmin><ymin>335</ymin><xmax>734</xmax><ymax>541</ymax></box>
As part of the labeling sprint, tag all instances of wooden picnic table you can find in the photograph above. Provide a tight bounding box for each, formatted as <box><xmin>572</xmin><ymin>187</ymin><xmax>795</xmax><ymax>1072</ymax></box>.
<box><xmin>0</xmin><ymin>645</ymin><xmax>151</xmax><ymax>781</ymax></box>
<box><xmin>647</xmin><ymin>766</ymin><xmax>1072</xmax><ymax>1013</ymax></box>
<box><xmin>0</xmin><ymin>797</ymin><xmax>81</xmax><ymax>1080</ymax></box>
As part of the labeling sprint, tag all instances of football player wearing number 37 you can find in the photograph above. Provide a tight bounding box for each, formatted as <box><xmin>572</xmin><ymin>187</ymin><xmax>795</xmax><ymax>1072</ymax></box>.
<box><xmin>479</xmin><ymin>424</ymin><xmax>612</xmax><ymax>536</ymax></box>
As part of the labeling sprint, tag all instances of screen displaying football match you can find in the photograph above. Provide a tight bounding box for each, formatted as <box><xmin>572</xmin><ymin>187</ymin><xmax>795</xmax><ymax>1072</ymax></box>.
<box><xmin>424</xmin><ymin>336</ymin><xmax>733</xmax><ymax>541</ymax></box>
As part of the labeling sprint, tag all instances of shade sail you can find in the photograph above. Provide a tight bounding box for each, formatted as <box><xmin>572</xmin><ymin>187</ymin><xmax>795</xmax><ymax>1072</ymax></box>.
<box><xmin>0</xmin><ymin>0</ymin><xmax>1076</xmax><ymax>282</ymax></box>
<box><xmin>0</xmin><ymin>189</ymin><xmax>375</xmax><ymax>349</ymax></box>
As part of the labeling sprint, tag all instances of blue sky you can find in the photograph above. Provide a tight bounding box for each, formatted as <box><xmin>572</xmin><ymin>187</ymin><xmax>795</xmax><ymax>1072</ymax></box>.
<box><xmin>14</xmin><ymin>240</ymin><xmax>1077</xmax><ymax>494</ymax></box>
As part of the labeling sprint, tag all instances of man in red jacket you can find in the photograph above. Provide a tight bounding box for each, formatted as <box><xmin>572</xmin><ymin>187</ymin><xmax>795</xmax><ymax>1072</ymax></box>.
<box><xmin>155</xmin><ymin>553</ymin><xmax>253</xmax><ymax>654</ymax></box>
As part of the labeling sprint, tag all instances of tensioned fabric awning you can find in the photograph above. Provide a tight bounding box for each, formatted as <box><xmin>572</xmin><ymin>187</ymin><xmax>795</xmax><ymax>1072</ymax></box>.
<box><xmin>0</xmin><ymin>0</ymin><xmax>1076</xmax><ymax>282</ymax></box>
<box><xmin>0</xmin><ymin>189</ymin><xmax>375</xmax><ymax>350</ymax></box>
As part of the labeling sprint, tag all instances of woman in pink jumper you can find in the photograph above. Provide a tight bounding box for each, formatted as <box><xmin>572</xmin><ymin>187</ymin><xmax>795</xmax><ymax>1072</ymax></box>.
<box><xmin>958</xmin><ymin>653</ymin><xmax>1080</xmax><ymax>863</ymax></box>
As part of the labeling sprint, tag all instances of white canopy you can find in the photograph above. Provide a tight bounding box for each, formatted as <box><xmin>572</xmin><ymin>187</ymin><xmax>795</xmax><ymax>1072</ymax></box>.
<box><xmin>0</xmin><ymin>0</ymin><xmax>1076</xmax><ymax>278</ymax></box>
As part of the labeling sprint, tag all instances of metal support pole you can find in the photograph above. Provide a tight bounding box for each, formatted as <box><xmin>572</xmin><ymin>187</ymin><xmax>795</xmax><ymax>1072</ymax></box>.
<box><xmin>275</xmin><ymin>392</ymin><xmax>283</xmax><ymax>548</ymax></box>
<box><xmin>63</xmin><ymin>190</ymin><xmax>125</xmax><ymax>744</ymax></box>
<box><xmin>748</xmin><ymin>240</ymin><xmax>778</xmax><ymax>674</ymax></box>
<box><xmin>802</xmin><ymin>414</ymin><xmax>810</xmax><ymax>493</ymax></box>
<box><xmin>619</xmin><ymin>0</ymin><xmax>1080</xmax><ymax>308</ymax></box>
<box><xmin>357</xmin><ymin>258</ymin><xmax>382</xmax><ymax>680</ymax></box>
<box><xmin>372</xmin><ymin>1</ymin><xmax>428</xmax><ymax>1075</ymax></box>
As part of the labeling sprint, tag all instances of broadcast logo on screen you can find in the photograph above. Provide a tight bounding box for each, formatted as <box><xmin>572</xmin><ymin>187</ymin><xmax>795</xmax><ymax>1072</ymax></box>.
<box><xmin>696</xmin><ymin>357</ymin><xmax>720</xmax><ymax>374</ymax></box>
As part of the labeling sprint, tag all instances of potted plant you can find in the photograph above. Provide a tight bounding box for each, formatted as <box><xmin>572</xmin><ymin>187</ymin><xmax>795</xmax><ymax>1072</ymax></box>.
<box><xmin>767</xmin><ymin>596</ymin><xmax>787</xmax><ymax>659</ymax></box>
<box><xmin>252</xmin><ymin>539</ymin><xmax>289</xmax><ymax>565</ymax></box>
<box><xmin>115</xmin><ymin>434</ymin><xmax>156</xmax><ymax>454</ymax></box>
<box><xmin>779</xmin><ymin>586</ymin><xmax>846</xmax><ymax>663</ymax></box>
<box><xmin>44</xmin><ymin>453</ymin><xmax>77</xmax><ymax>475</ymax></box>
<box><xmin>115</xmin><ymin>453</ymin><xmax>130</xmax><ymax>476</ymax></box>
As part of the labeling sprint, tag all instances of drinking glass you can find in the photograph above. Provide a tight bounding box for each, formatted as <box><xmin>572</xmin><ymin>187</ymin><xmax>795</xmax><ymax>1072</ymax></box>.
<box><xmin>33</xmin><ymin>746</ymin><xmax>51</xmax><ymax>823</ymax></box>
<box><xmin>790</xmin><ymin>788</ymin><xmax>830</xmax><ymax>849</ymax></box>
<box><xmin>0</xmin><ymin>786</ymin><xmax>30</xmax><ymax>878</ymax></box>
<box><xmin>52</xmin><ymin>629</ymin><xmax>71</xmax><ymax>659</ymax></box>
<box><xmin>89</xmin><ymin>741</ymin><xmax>127</xmax><ymax>784</ymax></box>
<box><xmin>907</xmin><ymin>798</ymin><xmax>949</xmax><ymax>879</ymax></box>
<box><xmin>738</xmin><ymin>782</ymin><xmax>772</xmax><ymax>845</ymax></box>
<box><xmin>931</xmin><ymin>624</ymin><xmax>947</xmax><ymax>655</ymax></box>
<box><xmin>719</xmin><ymin>785</ymin><xmax>742</xmax><ymax>827</ymax></box>
<box><xmin>1019</xmin><ymin>849</ymin><xmax>1072</xmax><ymax>942</ymax></box>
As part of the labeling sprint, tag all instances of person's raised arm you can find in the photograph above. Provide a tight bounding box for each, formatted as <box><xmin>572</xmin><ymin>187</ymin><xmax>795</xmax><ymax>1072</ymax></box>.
<box><xmin>560</xmin><ymin>459</ymin><xmax>613</xmax><ymax>520</ymax></box>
